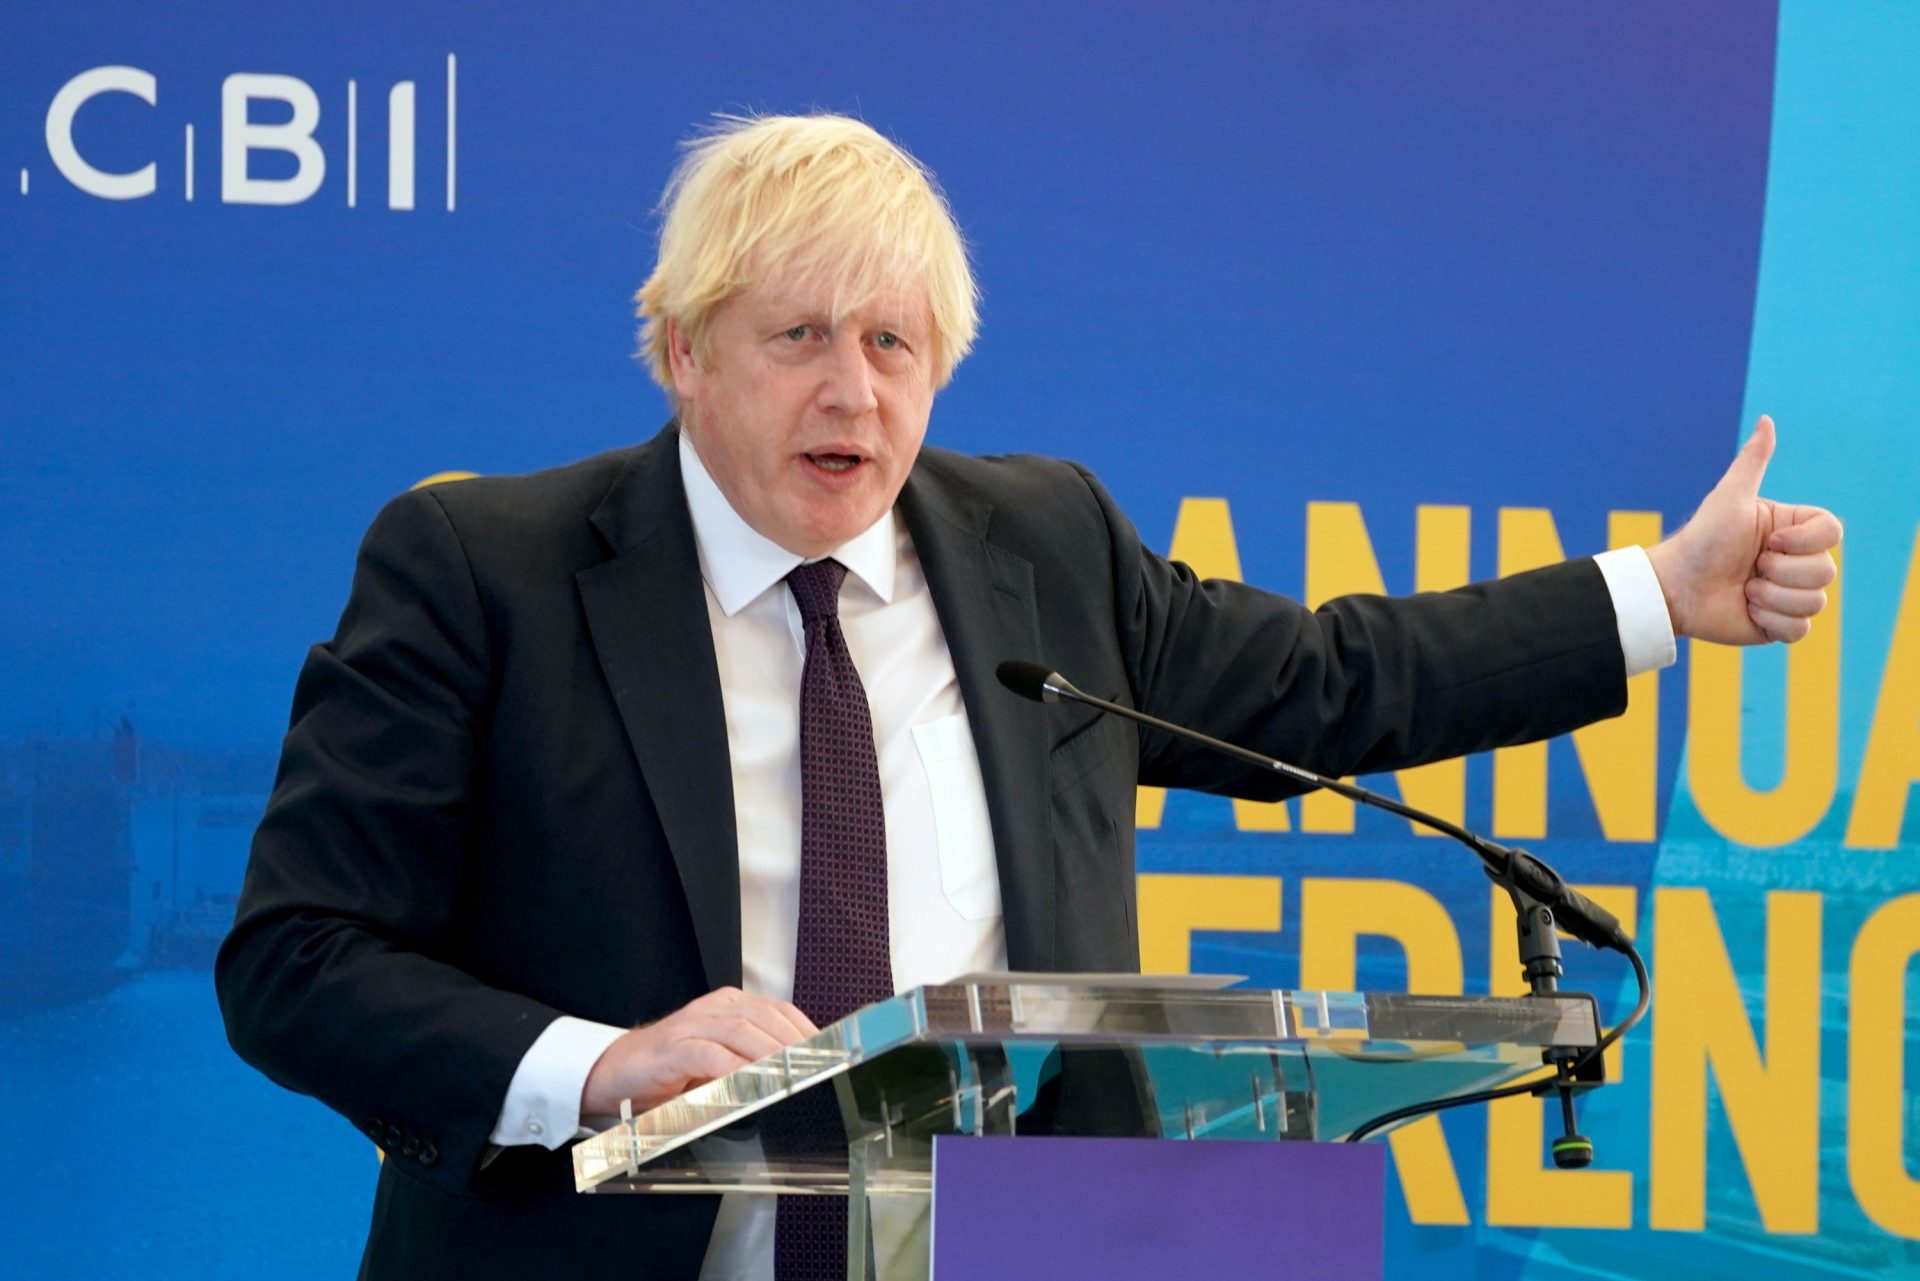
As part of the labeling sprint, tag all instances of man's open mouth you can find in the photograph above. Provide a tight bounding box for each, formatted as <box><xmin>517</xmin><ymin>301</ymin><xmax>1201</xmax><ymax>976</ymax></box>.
<box><xmin>805</xmin><ymin>453</ymin><xmax>864</xmax><ymax>474</ymax></box>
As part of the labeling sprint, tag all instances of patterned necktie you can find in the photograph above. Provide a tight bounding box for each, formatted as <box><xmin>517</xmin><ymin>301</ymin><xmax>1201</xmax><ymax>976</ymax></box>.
<box><xmin>776</xmin><ymin>557</ymin><xmax>892</xmax><ymax>1281</ymax></box>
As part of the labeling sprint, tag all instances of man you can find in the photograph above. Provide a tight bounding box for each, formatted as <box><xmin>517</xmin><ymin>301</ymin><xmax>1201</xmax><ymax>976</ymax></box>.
<box><xmin>216</xmin><ymin>114</ymin><xmax>1841</xmax><ymax>1279</ymax></box>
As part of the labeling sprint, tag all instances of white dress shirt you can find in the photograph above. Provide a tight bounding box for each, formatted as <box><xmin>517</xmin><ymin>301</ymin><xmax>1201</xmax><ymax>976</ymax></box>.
<box><xmin>487</xmin><ymin>434</ymin><xmax>1676</xmax><ymax>1275</ymax></box>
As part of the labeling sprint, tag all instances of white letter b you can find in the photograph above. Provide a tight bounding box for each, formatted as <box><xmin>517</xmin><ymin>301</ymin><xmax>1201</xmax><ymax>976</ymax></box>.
<box><xmin>222</xmin><ymin>73</ymin><xmax>324</xmax><ymax>206</ymax></box>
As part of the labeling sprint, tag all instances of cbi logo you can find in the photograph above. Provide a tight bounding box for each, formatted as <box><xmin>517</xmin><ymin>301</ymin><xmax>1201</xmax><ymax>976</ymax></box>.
<box><xmin>26</xmin><ymin>56</ymin><xmax>458</xmax><ymax>210</ymax></box>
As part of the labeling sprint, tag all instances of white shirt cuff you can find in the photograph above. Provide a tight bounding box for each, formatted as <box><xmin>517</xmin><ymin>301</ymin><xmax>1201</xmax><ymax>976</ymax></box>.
<box><xmin>1593</xmin><ymin>545</ymin><xmax>1676</xmax><ymax>676</ymax></box>
<box><xmin>488</xmin><ymin>1015</ymin><xmax>628</xmax><ymax>1150</ymax></box>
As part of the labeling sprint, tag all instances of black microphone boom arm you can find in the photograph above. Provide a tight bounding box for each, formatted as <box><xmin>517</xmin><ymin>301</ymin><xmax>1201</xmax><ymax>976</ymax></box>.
<box><xmin>995</xmin><ymin>660</ymin><xmax>1629</xmax><ymax>955</ymax></box>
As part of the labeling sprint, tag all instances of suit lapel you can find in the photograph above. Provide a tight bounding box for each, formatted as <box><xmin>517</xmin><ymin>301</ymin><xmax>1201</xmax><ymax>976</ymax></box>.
<box><xmin>900</xmin><ymin>457</ymin><xmax>1055</xmax><ymax>972</ymax></box>
<box><xmin>577</xmin><ymin>429</ymin><xmax>742</xmax><ymax>991</ymax></box>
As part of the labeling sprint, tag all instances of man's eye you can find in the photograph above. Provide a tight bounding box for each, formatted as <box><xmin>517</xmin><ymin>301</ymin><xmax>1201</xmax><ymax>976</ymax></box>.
<box><xmin>782</xmin><ymin>325</ymin><xmax>811</xmax><ymax>342</ymax></box>
<box><xmin>875</xmin><ymin>331</ymin><xmax>902</xmax><ymax>350</ymax></box>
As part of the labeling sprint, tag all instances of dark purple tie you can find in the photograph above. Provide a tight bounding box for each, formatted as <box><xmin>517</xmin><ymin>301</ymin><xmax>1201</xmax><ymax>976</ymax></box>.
<box><xmin>776</xmin><ymin>558</ymin><xmax>892</xmax><ymax>1281</ymax></box>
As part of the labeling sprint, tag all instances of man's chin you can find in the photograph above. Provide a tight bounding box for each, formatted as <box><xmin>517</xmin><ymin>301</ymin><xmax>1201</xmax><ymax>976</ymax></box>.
<box><xmin>781</xmin><ymin>504</ymin><xmax>887</xmax><ymax>558</ymax></box>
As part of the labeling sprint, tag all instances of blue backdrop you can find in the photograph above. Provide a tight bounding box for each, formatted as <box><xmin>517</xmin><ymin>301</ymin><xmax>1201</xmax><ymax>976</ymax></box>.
<box><xmin>3</xmin><ymin>3</ymin><xmax>1915</xmax><ymax>1277</ymax></box>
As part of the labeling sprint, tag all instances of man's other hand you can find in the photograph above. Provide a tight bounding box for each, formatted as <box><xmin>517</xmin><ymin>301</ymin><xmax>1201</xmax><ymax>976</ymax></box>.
<box><xmin>580</xmin><ymin>987</ymin><xmax>819</xmax><ymax>1118</ymax></box>
<box><xmin>1645</xmin><ymin>416</ymin><xmax>1842</xmax><ymax>645</ymax></box>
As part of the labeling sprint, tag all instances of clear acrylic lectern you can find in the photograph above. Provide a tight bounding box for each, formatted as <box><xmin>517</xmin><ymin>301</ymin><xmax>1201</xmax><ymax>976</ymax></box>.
<box><xmin>573</xmin><ymin>976</ymin><xmax>1602</xmax><ymax>1279</ymax></box>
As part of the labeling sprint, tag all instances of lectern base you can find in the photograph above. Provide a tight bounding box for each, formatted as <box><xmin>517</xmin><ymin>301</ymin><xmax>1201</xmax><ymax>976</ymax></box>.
<box><xmin>929</xmin><ymin>1135</ymin><xmax>1384</xmax><ymax>1280</ymax></box>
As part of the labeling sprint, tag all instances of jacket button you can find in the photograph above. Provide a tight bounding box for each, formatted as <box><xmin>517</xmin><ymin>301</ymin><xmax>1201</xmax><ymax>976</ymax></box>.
<box><xmin>418</xmin><ymin>1143</ymin><xmax>438</xmax><ymax>1167</ymax></box>
<box><xmin>401</xmin><ymin>1135</ymin><xmax>420</xmax><ymax>1157</ymax></box>
<box><xmin>385</xmin><ymin>1124</ymin><xmax>403</xmax><ymax>1147</ymax></box>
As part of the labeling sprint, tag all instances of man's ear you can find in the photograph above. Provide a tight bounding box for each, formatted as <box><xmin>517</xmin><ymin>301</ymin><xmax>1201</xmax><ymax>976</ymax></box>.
<box><xmin>665</xmin><ymin>317</ymin><xmax>701</xmax><ymax>403</ymax></box>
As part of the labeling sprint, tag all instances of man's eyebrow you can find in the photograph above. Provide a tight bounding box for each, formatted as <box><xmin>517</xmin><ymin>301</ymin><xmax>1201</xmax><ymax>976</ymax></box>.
<box><xmin>758</xmin><ymin>303</ymin><xmax>830</xmax><ymax>326</ymax></box>
<box><xmin>870</xmin><ymin>311</ymin><xmax>928</xmax><ymax>334</ymax></box>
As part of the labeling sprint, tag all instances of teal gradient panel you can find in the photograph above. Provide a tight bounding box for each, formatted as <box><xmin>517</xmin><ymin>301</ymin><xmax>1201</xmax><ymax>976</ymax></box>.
<box><xmin>1730</xmin><ymin>0</ymin><xmax>1920</xmax><ymax>794</ymax></box>
<box><xmin>1632</xmin><ymin>2</ymin><xmax>1920</xmax><ymax>1279</ymax></box>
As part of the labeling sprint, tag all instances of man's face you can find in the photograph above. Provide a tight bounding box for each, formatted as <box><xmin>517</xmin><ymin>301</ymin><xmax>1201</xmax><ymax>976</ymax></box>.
<box><xmin>669</xmin><ymin>273</ymin><xmax>937</xmax><ymax>558</ymax></box>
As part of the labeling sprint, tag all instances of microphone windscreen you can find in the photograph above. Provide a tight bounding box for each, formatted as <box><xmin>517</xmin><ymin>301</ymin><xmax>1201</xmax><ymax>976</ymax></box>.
<box><xmin>995</xmin><ymin>660</ymin><xmax>1056</xmax><ymax>702</ymax></box>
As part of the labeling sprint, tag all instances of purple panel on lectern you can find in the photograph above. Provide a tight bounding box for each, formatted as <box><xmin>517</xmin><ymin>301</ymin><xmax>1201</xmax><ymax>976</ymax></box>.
<box><xmin>931</xmin><ymin>1136</ymin><xmax>1384</xmax><ymax>1279</ymax></box>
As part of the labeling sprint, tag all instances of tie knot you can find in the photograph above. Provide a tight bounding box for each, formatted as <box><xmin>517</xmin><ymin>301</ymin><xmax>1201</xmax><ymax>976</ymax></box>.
<box><xmin>786</xmin><ymin>558</ymin><xmax>849</xmax><ymax>626</ymax></box>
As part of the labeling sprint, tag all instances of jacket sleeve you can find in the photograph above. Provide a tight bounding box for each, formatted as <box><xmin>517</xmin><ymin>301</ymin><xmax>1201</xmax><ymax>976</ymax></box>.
<box><xmin>216</xmin><ymin>486</ymin><xmax>567</xmax><ymax>1191</ymax></box>
<box><xmin>1067</xmin><ymin>464</ymin><xmax>1629</xmax><ymax>798</ymax></box>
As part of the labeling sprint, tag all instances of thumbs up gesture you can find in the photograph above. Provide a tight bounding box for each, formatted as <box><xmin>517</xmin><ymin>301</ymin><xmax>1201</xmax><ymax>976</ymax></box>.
<box><xmin>1644</xmin><ymin>416</ymin><xmax>1843</xmax><ymax>645</ymax></box>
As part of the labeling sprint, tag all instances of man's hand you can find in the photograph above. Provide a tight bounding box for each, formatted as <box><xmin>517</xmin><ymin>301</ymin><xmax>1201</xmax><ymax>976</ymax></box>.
<box><xmin>581</xmin><ymin>987</ymin><xmax>819</xmax><ymax>1118</ymax></box>
<box><xmin>1644</xmin><ymin>416</ymin><xmax>1842</xmax><ymax>645</ymax></box>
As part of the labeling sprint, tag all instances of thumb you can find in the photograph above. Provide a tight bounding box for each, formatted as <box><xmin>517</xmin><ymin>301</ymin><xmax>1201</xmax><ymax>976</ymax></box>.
<box><xmin>1717</xmin><ymin>414</ymin><xmax>1775</xmax><ymax>498</ymax></box>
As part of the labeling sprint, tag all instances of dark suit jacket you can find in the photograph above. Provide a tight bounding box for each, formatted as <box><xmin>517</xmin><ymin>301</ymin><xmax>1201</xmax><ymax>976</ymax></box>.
<box><xmin>216</xmin><ymin>425</ymin><xmax>1625</xmax><ymax>1278</ymax></box>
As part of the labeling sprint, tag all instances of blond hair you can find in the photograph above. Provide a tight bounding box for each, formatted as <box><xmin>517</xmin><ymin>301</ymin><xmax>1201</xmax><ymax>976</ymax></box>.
<box><xmin>635</xmin><ymin>114</ymin><xmax>979</xmax><ymax>393</ymax></box>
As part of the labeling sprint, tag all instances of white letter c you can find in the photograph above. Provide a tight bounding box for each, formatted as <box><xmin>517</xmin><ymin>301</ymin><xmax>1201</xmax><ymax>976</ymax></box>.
<box><xmin>46</xmin><ymin>66</ymin><xmax>158</xmax><ymax>200</ymax></box>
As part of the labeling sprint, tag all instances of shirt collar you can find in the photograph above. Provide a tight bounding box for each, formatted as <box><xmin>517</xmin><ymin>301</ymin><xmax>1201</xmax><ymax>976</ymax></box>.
<box><xmin>678</xmin><ymin>428</ymin><xmax>898</xmax><ymax>617</ymax></box>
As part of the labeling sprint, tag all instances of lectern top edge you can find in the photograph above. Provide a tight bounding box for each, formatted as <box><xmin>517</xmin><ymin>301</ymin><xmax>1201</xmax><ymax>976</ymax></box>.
<box><xmin>573</xmin><ymin>978</ymin><xmax>1601</xmax><ymax>1195</ymax></box>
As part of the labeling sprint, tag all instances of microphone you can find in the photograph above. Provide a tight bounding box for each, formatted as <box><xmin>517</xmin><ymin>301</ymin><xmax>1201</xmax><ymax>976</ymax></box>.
<box><xmin>994</xmin><ymin>659</ymin><xmax>1630</xmax><ymax>955</ymax></box>
<box><xmin>994</xmin><ymin>660</ymin><xmax>1065</xmax><ymax>702</ymax></box>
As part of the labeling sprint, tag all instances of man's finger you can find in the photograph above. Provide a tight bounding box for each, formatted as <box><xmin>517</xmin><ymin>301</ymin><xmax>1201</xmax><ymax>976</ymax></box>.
<box><xmin>1757</xmin><ymin>549</ymin><xmax>1837</xmax><ymax>589</ymax></box>
<box><xmin>1717</xmin><ymin>414</ymin><xmax>1775</xmax><ymax>497</ymax></box>
<box><xmin>680</xmin><ymin>986</ymin><xmax>747</xmax><ymax>1017</ymax></box>
<box><xmin>676</xmin><ymin>1040</ymin><xmax>753</xmax><ymax>1084</ymax></box>
<box><xmin>648</xmin><ymin>1038</ymin><xmax>751</xmax><ymax>1099</ymax></box>
<box><xmin>766</xmin><ymin>999</ymin><xmax>820</xmax><ymax>1040</ymax></box>
<box><xmin>1748</xmin><ymin>603</ymin><xmax>1812</xmax><ymax>644</ymax></box>
<box><xmin>677</xmin><ymin>989</ymin><xmax>817</xmax><ymax>1045</ymax></box>
<box><xmin>1767</xmin><ymin>508</ymin><xmax>1843</xmax><ymax>554</ymax></box>
<box><xmin>1745</xmin><ymin>578</ymin><xmax>1827</xmax><ymax>618</ymax></box>
<box><xmin>732</xmin><ymin>1000</ymin><xmax>817</xmax><ymax>1048</ymax></box>
<box><xmin>692</xmin><ymin>1017</ymin><xmax>786</xmax><ymax>1061</ymax></box>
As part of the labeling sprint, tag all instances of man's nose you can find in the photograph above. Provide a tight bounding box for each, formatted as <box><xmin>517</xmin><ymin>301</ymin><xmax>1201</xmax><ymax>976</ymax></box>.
<box><xmin>816</xmin><ymin>333</ymin><xmax>879</xmax><ymax>416</ymax></box>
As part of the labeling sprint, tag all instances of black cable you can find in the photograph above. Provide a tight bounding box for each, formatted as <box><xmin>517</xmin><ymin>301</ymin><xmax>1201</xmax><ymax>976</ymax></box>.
<box><xmin>1344</xmin><ymin>941</ymin><xmax>1651</xmax><ymax>1144</ymax></box>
